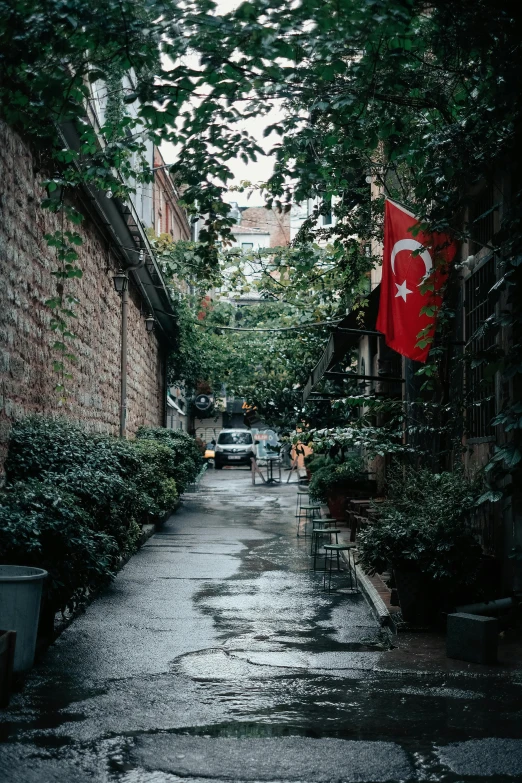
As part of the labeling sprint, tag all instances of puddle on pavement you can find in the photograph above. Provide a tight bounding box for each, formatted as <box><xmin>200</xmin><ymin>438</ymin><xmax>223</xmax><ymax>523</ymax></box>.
<box><xmin>166</xmin><ymin>722</ymin><xmax>333</xmax><ymax>739</ymax></box>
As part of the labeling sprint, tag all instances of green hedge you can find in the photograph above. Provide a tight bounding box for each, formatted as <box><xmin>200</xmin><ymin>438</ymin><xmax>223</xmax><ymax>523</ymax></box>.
<box><xmin>0</xmin><ymin>480</ymin><xmax>119</xmax><ymax>613</ymax></box>
<box><xmin>357</xmin><ymin>469</ymin><xmax>483</xmax><ymax>590</ymax></box>
<box><xmin>308</xmin><ymin>455</ymin><xmax>367</xmax><ymax>503</ymax></box>
<box><xmin>0</xmin><ymin>417</ymin><xmax>202</xmax><ymax>615</ymax></box>
<box><xmin>135</xmin><ymin>426</ymin><xmax>202</xmax><ymax>493</ymax></box>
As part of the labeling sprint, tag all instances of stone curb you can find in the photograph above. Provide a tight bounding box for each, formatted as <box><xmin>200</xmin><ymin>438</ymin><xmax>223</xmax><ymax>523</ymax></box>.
<box><xmin>139</xmin><ymin>523</ymin><xmax>156</xmax><ymax>545</ymax></box>
<box><xmin>340</xmin><ymin>549</ymin><xmax>395</xmax><ymax>633</ymax></box>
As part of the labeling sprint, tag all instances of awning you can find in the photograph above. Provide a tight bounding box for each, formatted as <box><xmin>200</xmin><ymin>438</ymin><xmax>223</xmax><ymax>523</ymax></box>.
<box><xmin>167</xmin><ymin>395</ymin><xmax>186</xmax><ymax>416</ymax></box>
<box><xmin>302</xmin><ymin>286</ymin><xmax>382</xmax><ymax>404</ymax></box>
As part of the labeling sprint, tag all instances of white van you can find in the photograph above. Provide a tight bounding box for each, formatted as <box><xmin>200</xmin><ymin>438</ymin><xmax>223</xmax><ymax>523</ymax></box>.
<box><xmin>214</xmin><ymin>429</ymin><xmax>255</xmax><ymax>469</ymax></box>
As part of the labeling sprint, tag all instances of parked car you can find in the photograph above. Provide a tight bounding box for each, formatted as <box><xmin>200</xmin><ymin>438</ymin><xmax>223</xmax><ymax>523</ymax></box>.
<box><xmin>214</xmin><ymin>429</ymin><xmax>255</xmax><ymax>469</ymax></box>
<box><xmin>204</xmin><ymin>442</ymin><xmax>215</xmax><ymax>467</ymax></box>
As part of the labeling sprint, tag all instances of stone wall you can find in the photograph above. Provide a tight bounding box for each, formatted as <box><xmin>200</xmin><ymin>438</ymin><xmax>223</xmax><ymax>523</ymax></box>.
<box><xmin>0</xmin><ymin>121</ymin><xmax>166</xmax><ymax>476</ymax></box>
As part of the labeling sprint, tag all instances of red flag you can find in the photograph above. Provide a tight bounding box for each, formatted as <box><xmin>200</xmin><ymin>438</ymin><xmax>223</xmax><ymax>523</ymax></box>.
<box><xmin>376</xmin><ymin>199</ymin><xmax>457</xmax><ymax>363</ymax></box>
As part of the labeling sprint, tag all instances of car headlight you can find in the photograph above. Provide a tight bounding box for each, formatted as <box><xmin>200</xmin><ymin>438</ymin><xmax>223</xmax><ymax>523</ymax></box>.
<box><xmin>214</xmin><ymin>444</ymin><xmax>222</xmax><ymax>452</ymax></box>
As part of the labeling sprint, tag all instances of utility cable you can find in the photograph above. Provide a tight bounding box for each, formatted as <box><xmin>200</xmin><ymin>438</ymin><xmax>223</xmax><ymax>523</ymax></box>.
<box><xmin>193</xmin><ymin>319</ymin><xmax>341</xmax><ymax>332</ymax></box>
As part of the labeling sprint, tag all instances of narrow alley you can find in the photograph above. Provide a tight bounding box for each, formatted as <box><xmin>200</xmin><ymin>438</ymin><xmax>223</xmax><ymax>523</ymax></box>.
<box><xmin>1</xmin><ymin>471</ymin><xmax>521</xmax><ymax>782</ymax></box>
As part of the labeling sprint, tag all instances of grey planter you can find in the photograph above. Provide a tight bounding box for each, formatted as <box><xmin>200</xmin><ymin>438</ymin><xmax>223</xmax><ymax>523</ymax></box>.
<box><xmin>0</xmin><ymin>566</ymin><xmax>47</xmax><ymax>671</ymax></box>
<box><xmin>0</xmin><ymin>629</ymin><xmax>16</xmax><ymax>707</ymax></box>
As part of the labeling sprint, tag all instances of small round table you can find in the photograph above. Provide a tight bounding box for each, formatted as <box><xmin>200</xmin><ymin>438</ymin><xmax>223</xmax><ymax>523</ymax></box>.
<box><xmin>295</xmin><ymin>486</ymin><xmax>310</xmax><ymax>519</ymax></box>
<box><xmin>311</xmin><ymin>527</ymin><xmax>341</xmax><ymax>570</ymax></box>
<box><xmin>310</xmin><ymin>518</ymin><xmax>339</xmax><ymax>554</ymax></box>
<box><xmin>296</xmin><ymin>504</ymin><xmax>321</xmax><ymax>538</ymax></box>
<box><xmin>265</xmin><ymin>456</ymin><xmax>282</xmax><ymax>484</ymax></box>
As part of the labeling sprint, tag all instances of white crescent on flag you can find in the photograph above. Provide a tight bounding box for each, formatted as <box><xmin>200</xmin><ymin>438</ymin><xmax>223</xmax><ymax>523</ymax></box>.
<box><xmin>390</xmin><ymin>238</ymin><xmax>433</xmax><ymax>282</ymax></box>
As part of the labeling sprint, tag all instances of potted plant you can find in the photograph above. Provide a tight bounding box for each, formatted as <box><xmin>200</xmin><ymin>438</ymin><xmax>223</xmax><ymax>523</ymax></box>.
<box><xmin>309</xmin><ymin>455</ymin><xmax>369</xmax><ymax>519</ymax></box>
<box><xmin>304</xmin><ymin>453</ymin><xmax>326</xmax><ymax>482</ymax></box>
<box><xmin>357</xmin><ymin>469</ymin><xmax>483</xmax><ymax>624</ymax></box>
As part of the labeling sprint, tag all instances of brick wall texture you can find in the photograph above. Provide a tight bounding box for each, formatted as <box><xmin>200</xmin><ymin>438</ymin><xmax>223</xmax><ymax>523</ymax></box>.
<box><xmin>239</xmin><ymin>206</ymin><xmax>290</xmax><ymax>247</ymax></box>
<box><xmin>0</xmin><ymin>121</ymin><xmax>166</xmax><ymax>476</ymax></box>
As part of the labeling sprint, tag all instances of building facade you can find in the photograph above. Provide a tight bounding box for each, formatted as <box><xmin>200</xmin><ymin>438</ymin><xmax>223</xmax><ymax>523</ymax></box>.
<box><xmin>0</xmin><ymin>114</ymin><xmax>191</xmax><ymax>477</ymax></box>
<box><xmin>152</xmin><ymin>149</ymin><xmax>191</xmax><ymax>242</ymax></box>
<box><xmin>228</xmin><ymin>202</ymin><xmax>290</xmax><ymax>249</ymax></box>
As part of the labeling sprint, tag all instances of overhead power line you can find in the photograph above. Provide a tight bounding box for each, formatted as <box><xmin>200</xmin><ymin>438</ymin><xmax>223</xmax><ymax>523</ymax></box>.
<box><xmin>194</xmin><ymin>319</ymin><xmax>341</xmax><ymax>332</ymax></box>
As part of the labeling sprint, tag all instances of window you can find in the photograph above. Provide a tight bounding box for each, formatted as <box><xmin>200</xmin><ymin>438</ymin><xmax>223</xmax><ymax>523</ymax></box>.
<box><xmin>217</xmin><ymin>431</ymin><xmax>253</xmax><ymax>445</ymax></box>
<box><xmin>242</xmin><ymin>242</ymin><xmax>253</xmax><ymax>250</ymax></box>
<box><xmin>469</xmin><ymin>184</ymin><xmax>497</xmax><ymax>252</ymax></box>
<box><xmin>322</xmin><ymin>198</ymin><xmax>332</xmax><ymax>225</ymax></box>
<box><xmin>464</xmin><ymin>257</ymin><xmax>496</xmax><ymax>439</ymax></box>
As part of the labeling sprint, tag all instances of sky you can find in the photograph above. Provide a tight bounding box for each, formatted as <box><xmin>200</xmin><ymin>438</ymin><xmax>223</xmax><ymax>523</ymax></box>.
<box><xmin>160</xmin><ymin>106</ymin><xmax>282</xmax><ymax>208</ymax></box>
<box><xmin>159</xmin><ymin>0</ymin><xmax>283</xmax><ymax>208</ymax></box>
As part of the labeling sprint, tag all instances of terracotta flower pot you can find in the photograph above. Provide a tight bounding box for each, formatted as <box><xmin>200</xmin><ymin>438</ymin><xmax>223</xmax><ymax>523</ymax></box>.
<box><xmin>326</xmin><ymin>489</ymin><xmax>346</xmax><ymax>520</ymax></box>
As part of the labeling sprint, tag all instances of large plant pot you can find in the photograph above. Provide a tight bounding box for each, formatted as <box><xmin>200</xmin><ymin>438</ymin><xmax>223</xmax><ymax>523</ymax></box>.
<box><xmin>393</xmin><ymin>567</ymin><xmax>436</xmax><ymax>625</ymax></box>
<box><xmin>0</xmin><ymin>566</ymin><xmax>47</xmax><ymax>671</ymax></box>
<box><xmin>326</xmin><ymin>489</ymin><xmax>346</xmax><ymax>520</ymax></box>
<box><xmin>0</xmin><ymin>630</ymin><xmax>16</xmax><ymax>707</ymax></box>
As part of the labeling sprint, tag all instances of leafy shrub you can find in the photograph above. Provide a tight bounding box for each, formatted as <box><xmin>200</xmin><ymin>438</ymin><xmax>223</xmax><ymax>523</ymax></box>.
<box><xmin>131</xmin><ymin>439</ymin><xmax>179</xmax><ymax>520</ymax></box>
<box><xmin>46</xmin><ymin>469</ymin><xmax>142</xmax><ymax>556</ymax></box>
<box><xmin>0</xmin><ymin>417</ymin><xmax>201</xmax><ymax>615</ymax></box>
<box><xmin>357</xmin><ymin>469</ymin><xmax>483</xmax><ymax>589</ymax></box>
<box><xmin>304</xmin><ymin>454</ymin><xmax>329</xmax><ymax>473</ymax></box>
<box><xmin>136</xmin><ymin>427</ymin><xmax>203</xmax><ymax>493</ymax></box>
<box><xmin>5</xmin><ymin>417</ymin><xmax>186</xmax><ymax>524</ymax></box>
<box><xmin>0</xmin><ymin>481</ymin><xmax>118</xmax><ymax>613</ymax></box>
<box><xmin>5</xmin><ymin>417</ymin><xmax>142</xmax><ymax>483</ymax></box>
<box><xmin>309</xmin><ymin>455</ymin><xmax>367</xmax><ymax>503</ymax></box>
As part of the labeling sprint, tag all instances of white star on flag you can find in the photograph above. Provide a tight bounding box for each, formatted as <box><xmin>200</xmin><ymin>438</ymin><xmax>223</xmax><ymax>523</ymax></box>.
<box><xmin>394</xmin><ymin>280</ymin><xmax>413</xmax><ymax>301</ymax></box>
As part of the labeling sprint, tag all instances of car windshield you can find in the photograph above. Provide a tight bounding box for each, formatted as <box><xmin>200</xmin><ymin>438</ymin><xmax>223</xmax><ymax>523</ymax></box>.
<box><xmin>217</xmin><ymin>432</ymin><xmax>253</xmax><ymax>445</ymax></box>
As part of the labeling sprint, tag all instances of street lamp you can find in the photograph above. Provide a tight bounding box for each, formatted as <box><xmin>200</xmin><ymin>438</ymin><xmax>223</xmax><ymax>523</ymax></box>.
<box><xmin>144</xmin><ymin>314</ymin><xmax>155</xmax><ymax>333</ymax></box>
<box><xmin>112</xmin><ymin>270</ymin><xmax>128</xmax><ymax>294</ymax></box>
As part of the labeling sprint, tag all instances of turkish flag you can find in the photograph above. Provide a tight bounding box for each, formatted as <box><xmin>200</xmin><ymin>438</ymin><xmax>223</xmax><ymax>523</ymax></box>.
<box><xmin>376</xmin><ymin>199</ymin><xmax>457</xmax><ymax>363</ymax></box>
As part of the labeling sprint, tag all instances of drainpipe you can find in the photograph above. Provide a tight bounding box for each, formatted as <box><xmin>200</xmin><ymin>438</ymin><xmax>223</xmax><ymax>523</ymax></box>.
<box><xmin>113</xmin><ymin>256</ymin><xmax>145</xmax><ymax>439</ymax></box>
<box><xmin>120</xmin><ymin>285</ymin><xmax>129</xmax><ymax>438</ymax></box>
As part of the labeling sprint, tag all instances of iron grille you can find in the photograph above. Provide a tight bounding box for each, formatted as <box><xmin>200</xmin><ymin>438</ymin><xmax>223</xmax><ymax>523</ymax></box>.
<box><xmin>464</xmin><ymin>257</ymin><xmax>496</xmax><ymax>439</ymax></box>
<box><xmin>469</xmin><ymin>185</ymin><xmax>496</xmax><ymax>252</ymax></box>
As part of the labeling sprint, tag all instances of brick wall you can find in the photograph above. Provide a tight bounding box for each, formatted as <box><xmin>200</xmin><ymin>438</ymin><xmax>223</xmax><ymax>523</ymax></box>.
<box><xmin>239</xmin><ymin>206</ymin><xmax>290</xmax><ymax>247</ymax></box>
<box><xmin>0</xmin><ymin>121</ymin><xmax>166</xmax><ymax>476</ymax></box>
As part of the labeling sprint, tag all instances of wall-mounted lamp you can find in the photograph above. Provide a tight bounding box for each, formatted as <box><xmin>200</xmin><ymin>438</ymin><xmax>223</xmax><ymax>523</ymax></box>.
<box><xmin>144</xmin><ymin>314</ymin><xmax>155</xmax><ymax>333</ymax></box>
<box><xmin>112</xmin><ymin>270</ymin><xmax>128</xmax><ymax>294</ymax></box>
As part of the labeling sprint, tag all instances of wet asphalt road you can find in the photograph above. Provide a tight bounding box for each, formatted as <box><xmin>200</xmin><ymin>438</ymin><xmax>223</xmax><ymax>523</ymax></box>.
<box><xmin>1</xmin><ymin>470</ymin><xmax>522</xmax><ymax>782</ymax></box>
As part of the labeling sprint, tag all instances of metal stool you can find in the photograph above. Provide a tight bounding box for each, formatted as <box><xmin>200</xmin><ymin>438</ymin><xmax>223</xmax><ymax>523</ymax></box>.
<box><xmin>311</xmin><ymin>527</ymin><xmax>341</xmax><ymax>570</ymax></box>
<box><xmin>295</xmin><ymin>486</ymin><xmax>309</xmax><ymax>520</ymax></box>
<box><xmin>310</xmin><ymin>517</ymin><xmax>339</xmax><ymax>554</ymax></box>
<box><xmin>297</xmin><ymin>504</ymin><xmax>321</xmax><ymax>538</ymax></box>
<box><xmin>323</xmin><ymin>544</ymin><xmax>359</xmax><ymax>593</ymax></box>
